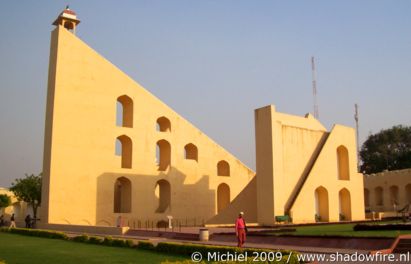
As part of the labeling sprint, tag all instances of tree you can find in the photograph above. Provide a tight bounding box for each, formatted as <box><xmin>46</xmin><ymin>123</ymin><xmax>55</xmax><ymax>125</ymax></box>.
<box><xmin>360</xmin><ymin>125</ymin><xmax>411</xmax><ymax>174</ymax></box>
<box><xmin>9</xmin><ymin>173</ymin><xmax>42</xmax><ymax>224</ymax></box>
<box><xmin>0</xmin><ymin>194</ymin><xmax>11</xmax><ymax>213</ymax></box>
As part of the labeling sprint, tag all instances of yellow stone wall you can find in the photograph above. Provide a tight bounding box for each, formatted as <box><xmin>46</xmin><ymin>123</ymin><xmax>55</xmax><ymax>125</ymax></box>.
<box><xmin>41</xmin><ymin>26</ymin><xmax>255</xmax><ymax>227</ymax></box>
<box><xmin>41</xmin><ymin>22</ymin><xmax>365</xmax><ymax>227</ymax></box>
<box><xmin>255</xmin><ymin>105</ymin><xmax>365</xmax><ymax>224</ymax></box>
<box><xmin>364</xmin><ymin>169</ymin><xmax>411</xmax><ymax>213</ymax></box>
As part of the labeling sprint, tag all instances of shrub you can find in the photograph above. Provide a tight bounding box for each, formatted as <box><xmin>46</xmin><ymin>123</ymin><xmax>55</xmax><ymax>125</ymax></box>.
<box><xmin>88</xmin><ymin>236</ymin><xmax>103</xmax><ymax>245</ymax></box>
<box><xmin>72</xmin><ymin>234</ymin><xmax>89</xmax><ymax>243</ymax></box>
<box><xmin>125</xmin><ymin>239</ymin><xmax>134</xmax><ymax>248</ymax></box>
<box><xmin>111</xmin><ymin>238</ymin><xmax>127</xmax><ymax>247</ymax></box>
<box><xmin>103</xmin><ymin>236</ymin><xmax>113</xmax><ymax>246</ymax></box>
<box><xmin>0</xmin><ymin>227</ymin><xmax>68</xmax><ymax>240</ymax></box>
<box><xmin>136</xmin><ymin>241</ymin><xmax>155</xmax><ymax>250</ymax></box>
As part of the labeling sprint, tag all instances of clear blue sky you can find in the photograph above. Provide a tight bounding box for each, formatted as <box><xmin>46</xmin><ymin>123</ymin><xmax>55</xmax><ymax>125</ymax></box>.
<box><xmin>0</xmin><ymin>0</ymin><xmax>410</xmax><ymax>186</ymax></box>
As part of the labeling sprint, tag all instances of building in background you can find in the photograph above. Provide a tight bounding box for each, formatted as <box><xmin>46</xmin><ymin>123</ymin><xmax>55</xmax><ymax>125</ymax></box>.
<box><xmin>0</xmin><ymin>188</ymin><xmax>37</xmax><ymax>227</ymax></box>
<box><xmin>364</xmin><ymin>169</ymin><xmax>411</xmax><ymax>218</ymax></box>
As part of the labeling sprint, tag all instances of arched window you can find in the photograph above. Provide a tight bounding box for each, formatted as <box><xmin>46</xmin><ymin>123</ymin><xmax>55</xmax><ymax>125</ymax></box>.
<box><xmin>114</xmin><ymin>177</ymin><xmax>132</xmax><ymax>213</ymax></box>
<box><xmin>217</xmin><ymin>160</ymin><xmax>230</xmax><ymax>176</ymax></box>
<box><xmin>337</xmin><ymin>146</ymin><xmax>350</xmax><ymax>180</ymax></box>
<box><xmin>156</xmin><ymin>140</ymin><xmax>171</xmax><ymax>171</ymax></box>
<box><xmin>406</xmin><ymin>184</ymin><xmax>411</xmax><ymax>204</ymax></box>
<box><xmin>364</xmin><ymin>188</ymin><xmax>370</xmax><ymax>207</ymax></box>
<box><xmin>63</xmin><ymin>21</ymin><xmax>74</xmax><ymax>31</ymax></box>
<box><xmin>217</xmin><ymin>183</ymin><xmax>230</xmax><ymax>213</ymax></box>
<box><xmin>184</xmin><ymin>143</ymin><xmax>198</xmax><ymax>162</ymax></box>
<box><xmin>116</xmin><ymin>135</ymin><xmax>132</xmax><ymax>168</ymax></box>
<box><xmin>156</xmin><ymin>117</ymin><xmax>171</xmax><ymax>132</ymax></box>
<box><xmin>339</xmin><ymin>188</ymin><xmax>352</xmax><ymax>221</ymax></box>
<box><xmin>314</xmin><ymin>186</ymin><xmax>329</xmax><ymax>222</ymax></box>
<box><xmin>116</xmin><ymin>95</ymin><xmax>133</xmax><ymax>128</ymax></box>
<box><xmin>155</xmin><ymin>179</ymin><xmax>171</xmax><ymax>213</ymax></box>
<box><xmin>375</xmin><ymin>186</ymin><xmax>384</xmax><ymax>206</ymax></box>
<box><xmin>389</xmin><ymin>185</ymin><xmax>399</xmax><ymax>207</ymax></box>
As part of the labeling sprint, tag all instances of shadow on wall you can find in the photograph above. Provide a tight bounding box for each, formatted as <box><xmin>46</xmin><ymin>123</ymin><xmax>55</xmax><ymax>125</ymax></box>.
<box><xmin>95</xmin><ymin>166</ymin><xmax>217</xmax><ymax>227</ymax></box>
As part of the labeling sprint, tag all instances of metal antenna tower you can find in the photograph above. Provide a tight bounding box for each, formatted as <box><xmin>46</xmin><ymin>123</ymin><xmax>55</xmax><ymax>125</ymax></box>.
<box><xmin>311</xmin><ymin>56</ymin><xmax>319</xmax><ymax>119</ymax></box>
<box><xmin>354</xmin><ymin>103</ymin><xmax>360</xmax><ymax>170</ymax></box>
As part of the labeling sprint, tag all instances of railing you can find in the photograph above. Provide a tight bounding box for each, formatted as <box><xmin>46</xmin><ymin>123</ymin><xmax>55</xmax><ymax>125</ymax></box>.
<box><xmin>120</xmin><ymin>218</ymin><xmax>207</xmax><ymax>231</ymax></box>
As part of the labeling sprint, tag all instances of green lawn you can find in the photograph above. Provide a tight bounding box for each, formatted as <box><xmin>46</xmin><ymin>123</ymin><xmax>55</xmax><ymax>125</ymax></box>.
<box><xmin>0</xmin><ymin>232</ymin><xmax>187</xmax><ymax>264</ymax></box>
<box><xmin>278</xmin><ymin>222</ymin><xmax>411</xmax><ymax>238</ymax></box>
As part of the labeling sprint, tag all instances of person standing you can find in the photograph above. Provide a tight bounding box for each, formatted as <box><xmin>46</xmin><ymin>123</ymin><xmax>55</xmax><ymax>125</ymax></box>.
<box><xmin>235</xmin><ymin>212</ymin><xmax>246</xmax><ymax>247</ymax></box>
<box><xmin>9</xmin><ymin>213</ymin><xmax>16</xmax><ymax>228</ymax></box>
<box><xmin>25</xmin><ymin>214</ymin><xmax>32</xmax><ymax>228</ymax></box>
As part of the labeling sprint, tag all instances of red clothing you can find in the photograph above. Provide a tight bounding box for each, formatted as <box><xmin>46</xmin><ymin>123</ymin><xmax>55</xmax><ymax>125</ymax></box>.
<box><xmin>235</xmin><ymin>217</ymin><xmax>245</xmax><ymax>229</ymax></box>
<box><xmin>235</xmin><ymin>217</ymin><xmax>246</xmax><ymax>247</ymax></box>
<box><xmin>237</xmin><ymin>228</ymin><xmax>246</xmax><ymax>247</ymax></box>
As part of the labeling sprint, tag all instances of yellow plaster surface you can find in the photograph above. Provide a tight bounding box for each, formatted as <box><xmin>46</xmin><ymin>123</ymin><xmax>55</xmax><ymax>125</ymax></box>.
<box><xmin>41</xmin><ymin>17</ymin><xmax>365</xmax><ymax>227</ymax></box>
<box><xmin>41</xmin><ymin>26</ymin><xmax>254</xmax><ymax>227</ymax></box>
<box><xmin>364</xmin><ymin>169</ymin><xmax>411</xmax><ymax>213</ymax></box>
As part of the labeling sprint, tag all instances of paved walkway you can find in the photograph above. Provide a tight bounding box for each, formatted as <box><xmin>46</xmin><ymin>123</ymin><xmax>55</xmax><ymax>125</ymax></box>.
<box><xmin>63</xmin><ymin>229</ymin><xmax>372</xmax><ymax>255</ymax></box>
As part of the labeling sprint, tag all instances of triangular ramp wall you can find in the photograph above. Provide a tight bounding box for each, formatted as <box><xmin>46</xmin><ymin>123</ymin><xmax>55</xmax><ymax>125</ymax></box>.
<box><xmin>206</xmin><ymin>177</ymin><xmax>257</xmax><ymax>225</ymax></box>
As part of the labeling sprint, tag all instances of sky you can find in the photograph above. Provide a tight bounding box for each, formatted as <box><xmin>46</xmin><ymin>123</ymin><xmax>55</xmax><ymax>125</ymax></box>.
<box><xmin>0</xmin><ymin>0</ymin><xmax>410</xmax><ymax>187</ymax></box>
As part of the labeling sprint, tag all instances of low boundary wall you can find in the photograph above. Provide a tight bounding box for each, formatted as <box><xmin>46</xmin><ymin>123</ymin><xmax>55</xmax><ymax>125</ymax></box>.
<box><xmin>37</xmin><ymin>223</ymin><xmax>129</xmax><ymax>235</ymax></box>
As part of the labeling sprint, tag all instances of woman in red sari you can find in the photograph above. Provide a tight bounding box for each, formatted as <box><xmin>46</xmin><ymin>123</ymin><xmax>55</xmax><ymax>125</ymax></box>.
<box><xmin>235</xmin><ymin>212</ymin><xmax>246</xmax><ymax>247</ymax></box>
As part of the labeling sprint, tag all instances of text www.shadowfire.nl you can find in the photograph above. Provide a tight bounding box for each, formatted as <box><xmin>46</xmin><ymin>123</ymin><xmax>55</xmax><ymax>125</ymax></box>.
<box><xmin>190</xmin><ymin>251</ymin><xmax>411</xmax><ymax>263</ymax></box>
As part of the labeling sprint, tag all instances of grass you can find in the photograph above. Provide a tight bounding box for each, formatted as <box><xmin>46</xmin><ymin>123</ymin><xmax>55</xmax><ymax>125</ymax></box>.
<box><xmin>0</xmin><ymin>232</ymin><xmax>188</xmax><ymax>264</ymax></box>
<box><xmin>276</xmin><ymin>221</ymin><xmax>411</xmax><ymax>238</ymax></box>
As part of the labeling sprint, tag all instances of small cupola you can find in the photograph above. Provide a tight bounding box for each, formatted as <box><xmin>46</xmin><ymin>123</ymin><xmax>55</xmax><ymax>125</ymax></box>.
<box><xmin>53</xmin><ymin>6</ymin><xmax>80</xmax><ymax>34</ymax></box>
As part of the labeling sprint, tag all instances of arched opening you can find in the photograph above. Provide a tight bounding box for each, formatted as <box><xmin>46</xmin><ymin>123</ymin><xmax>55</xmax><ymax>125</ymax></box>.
<box><xmin>184</xmin><ymin>143</ymin><xmax>198</xmax><ymax>162</ymax></box>
<box><xmin>217</xmin><ymin>183</ymin><xmax>230</xmax><ymax>213</ymax></box>
<box><xmin>63</xmin><ymin>21</ymin><xmax>74</xmax><ymax>31</ymax></box>
<box><xmin>339</xmin><ymin>188</ymin><xmax>352</xmax><ymax>221</ymax></box>
<box><xmin>156</xmin><ymin>140</ymin><xmax>171</xmax><ymax>171</ymax></box>
<box><xmin>116</xmin><ymin>135</ymin><xmax>132</xmax><ymax>168</ymax></box>
<box><xmin>155</xmin><ymin>180</ymin><xmax>171</xmax><ymax>213</ymax></box>
<box><xmin>389</xmin><ymin>185</ymin><xmax>399</xmax><ymax>208</ymax></box>
<box><xmin>156</xmin><ymin>117</ymin><xmax>171</xmax><ymax>132</ymax></box>
<box><xmin>337</xmin><ymin>146</ymin><xmax>350</xmax><ymax>180</ymax></box>
<box><xmin>375</xmin><ymin>186</ymin><xmax>384</xmax><ymax>206</ymax></box>
<box><xmin>314</xmin><ymin>186</ymin><xmax>329</xmax><ymax>222</ymax></box>
<box><xmin>117</xmin><ymin>95</ymin><xmax>133</xmax><ymax>128</ymax></box>
<box><xmin>364</xmin><ymin>188</ymin><xmax>370</xmax><ymax>207</ymax></box>
<box><xmin>217</xmin><ymin>160</ymin><xmax>230</xmax><ymax>176</ymax></box>
<box><xmin>406</xmin><ymin>184</ymin><xmax>411</xmax><ymax>204</ymax></box>
<box><xmin>114</xmin><ymin>177</ymin><xmax>131</xmax><ymax>213</ymax></box>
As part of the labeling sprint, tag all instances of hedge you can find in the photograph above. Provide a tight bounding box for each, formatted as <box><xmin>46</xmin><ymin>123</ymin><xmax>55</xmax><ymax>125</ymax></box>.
<box><xmin>354</xmin><ymin>224</ymin><xmax>411</xmax><ymax>231</ymax></box>
<box><xmin>88</xmin><ymin>236</ymin><xmax>104</xmax><ymax>245</ymax></box>
<box><xmin>0</xmin><ymin>227</ymin><xmax>68</xmax><ymax>240</ymax></box>
<box><xmin>0</xmin><ymin>228</ymin><xmax>300</xmax><ymax>263</ymax></box>
<box><xmin>136</xmin><ymin>241</ymin><xmax>156</xmax><ymax>250</ymax></box>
